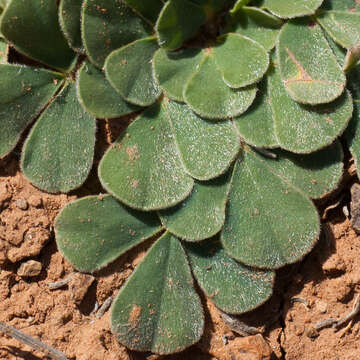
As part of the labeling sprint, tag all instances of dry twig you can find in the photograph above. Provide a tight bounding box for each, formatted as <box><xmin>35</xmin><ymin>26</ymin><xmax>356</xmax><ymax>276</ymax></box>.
<box><xmin>0</xmin><ymin>322</ymin><xmax>68</xmax><ymax>360</ymax></box>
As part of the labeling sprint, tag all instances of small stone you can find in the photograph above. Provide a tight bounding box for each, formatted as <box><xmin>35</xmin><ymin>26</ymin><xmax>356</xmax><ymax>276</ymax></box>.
<box><xmin>15</xmin><ymin>198</ymin><xmax>28</xmax><ymax>210</ymax></box>
<box><xmin>17</xmin><ymin>260</ymin><xmax>42</xmax><ymax>277</ymax></box>
<box><xmin>69</xmin><ymin>273</ymin><xmax>95</xmax><ymax>305</ymax></box>
<box><xmin>305</xmin><ymin>326</ymin><xmax>319</xmax><ymax>338</ymax></box>
<box><xmin>28</xmin><ymin>195</ymin><xmax>42</xmax><ymax>208</ymax></box>
<box><xmin>228</xmin><ymin>334</ymin><xmax>273</xmax><ymax>360</ymax></box>
<box><xmin>316</xmin><ymin>300</ymin><xmax>328</xmax><ymax>314</ymax></box>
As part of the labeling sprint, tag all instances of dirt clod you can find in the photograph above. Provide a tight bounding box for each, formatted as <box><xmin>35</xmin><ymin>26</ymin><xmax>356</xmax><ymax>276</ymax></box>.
<box><xmin>350</xmin><ymin>183</ymin><xmax>360</xmax><ymax>233</ymax></box>
<box><xmin>15</xmin><ymin>198</ymin><xmax>28</xmax><ymax>210</ymax></box>
<box><xmin>69</xmin><ymin>273</ymin><xmax>95</xmax><ymax>305</ymax></box>
<box><xmin>17</xmin><ymin>260</ymin><xmax>42</xmax><ymax>277</ymax></box>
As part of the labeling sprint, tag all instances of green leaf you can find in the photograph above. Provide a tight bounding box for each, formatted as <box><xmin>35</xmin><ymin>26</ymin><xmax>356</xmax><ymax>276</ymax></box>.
<box><xmin>185</xmin><ymin>238</ymin><xmax>275</xmax><ymax>314</ymax></box>
<box><xmin>256</xmin><ymin>141</ymin><xmax>344</xmax><ymax>199</ymax></box>
<box><xmin>347</xmin><ymin>64</ymin><xmax>360</xmax><ymax>100</ymax></box>
<box><xmin>55</xmin><ymin>195</ymin><xmax>161</xmax><ymax>272</ymax></box>
<box><xmin>99</xmin><ymin>102</ymin><xmax>194</xmax><ymax>211</ymax></box>
<box><xmin>159</xmin><ymin>172</ymin><xmax>231</xmax><ymax>241</ymax></box>
<box><xmin>0</xmin><ymin>39</ymin><xmax>7</xmax><ymax>64</ymax></box>
<box><xmin>105</xmin><ymin>37</ymin><xmax>161</xmax><ymax>106</ymax></box>
<box><xmin>82</xmin><ymin>0</ymin><xmax>152</xmax><ymax>69</ymax></box>
<box><xmin>213</xmin><ymin>33</ymin><xmax>269</xmax><ymax>88</ymax></box>
<box><xmin>153</xmin><ymin>47</ymin><xmax>203</xmax><ymax>102</ymax></box>
<box><xmin>221</xmin><ymin>150</ymin><xmax>320</xmax><ymax>269</ymax></box>
<box><xmin>166</xmin><ymin>101</ymin><xmax>240</xmax><ymax>180</ymax></box>
<box><xmin>59</xmin><ymin>0</ymin><xmax>84</xmax><ymax>52</ymax></box>
<box><xmin>1</xmin><ymin>0</ymin><xmax>75</xmax><ymax>71</ymax></box>
<box><xmin>184</xmin><ymin>54</ymin><xmax>257</xmax><ymax>120</ymax></box>
<box><xmin>0</xmin><ymin>65</ymin><xmax>63</xmax><ymax>158</ymax></box>
<box><xmin>262</xmin><ymin>0</ymin><xmax>324</xmax><ymax>18</ymax></box>
<box><xmin>155</xmin><ymin>0</ymin><xmax>206</xmax><ymax>50</ymax></box>
<box><xmin>234</xmin><ymin>69</ymin><xmax>278</xmax><ymax>148</ymax></box>
<box><xmin>21</xmin><ymin>83</ymin><xmax>96</xmax><ymax>193</ymax></box>
<box><xmin>316</xmin><ymin>11</ymin><xmax>360</xmax><ymax>49</ymax></box>
<box><xmin>269</xmin><ymin>66</ymin><xmax>353</xmax><ymax>153</ymax></box>
<box><xmin>123</xmin><ymin>0</ymin><xmax>164</xmax><ymax>24</ymax></box>
<box><xmin>77</xmin><ymin>61</ymin><xmax>139</xmax><ymax>119</ymax></box>
<box><xmin>111</xmin><ymin>232</ymin><xmax>204</xmax><ymax>354</ymax></box>
<box><xmin>321</xmin><ymin>0</ymin><xmax>360</xmax><ymax>11</ymax></box>
<box><xmin>230</xmin><ymin>0</ymin><xmax>252</xmax><ymax>13</ymax></box>
<box><xmin>228</xmin><ymin>6</ymin><xmax>282</xmax><ymax>51</ymax></box>
<box><xmin>345</xmin><ymin>100</ymin><xmax>360</xmax><ymax>178</ymax></box>
<box><xmin>277</xmin><ymin>20</ymin><xmax>346</xmax><ymax>105</ymax></box>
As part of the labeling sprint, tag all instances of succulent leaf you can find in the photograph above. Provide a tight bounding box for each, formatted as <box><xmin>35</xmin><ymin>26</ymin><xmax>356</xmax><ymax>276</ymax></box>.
<box><xmin>82</xmin><ymin>0</ymin><xmax>152</xmax><ymax>69</ymax></box>
<box><xmin>221</xmin><ymin>149</ymin><xmax>320</xmax><ymax>269</ymax></box>
<box><xmin>59</xmin><ymin>0</ymin><xmax>84</xmax><ymax>53</ymax></box>
<box><xmin>159</xmin><ymin>171</ymin><xmax>232</xmax><ymax>241</ymax></box>
<box><xmin>21</xmin><ymin>83</ymin><xmax>96</xmax><ymax>193</ymax></box>
<box><xmin>105</xmin><ymin>37</ymin><xmax>161</xmax><ymax>106</ymax></box>
<box><xmin>78</xmin><ymin>61</ymin><xmax>140</xmax><ymax>119</ymax></box>
<box><xmin>111</xmin><ymin>232</ymin><xmax>204</xmax><ymax>354</ymax></box>
<box><xmin>184</xmin><ymin>54</ymin><xmax>257</xmax><ymax>119</ymax></box>
<box><xmin>1</xmin><ymin>0</ymin><xmax>75</xmax><ymax>71</ymax></box>
<box><xmin>277</xmin><ymin>20</ymin><xmax>346</xmax><ymax>105</ymax></box>
<box><xmin>153</xmin><ymin>47</ymin><xmax>203</xmax><ymax>102</ymax></box>
<box><xmin>269</xmin><ymin>65</ymin><xmax>353</xmax><ymax>154</ymax></box>
<box><xmin>166</xmin><ymin>101</ymin><xmax>241</xmax><ymax>180</ymax></box>
<box><xmin>262</xmin><ymin>0</ymin><xmax>324</xmax><ymax>18</ymax></box>
<box><xmin>55</xmin><ymin>195</ymin><xmax>162</xmax><ymax>272</ymax></box>
<box><xmin>99</xmin><ymin>102</ymin><xmax>194</xmax><ymax>211</ymax></box>
<box><xmin>0</xmin><ymin>65</ymin><xmax>63</xmax><ymax>158</ymax></box>
<box><xmin>213</xmin><ymin>33</ymin><xmax>269</xmax><ymax>88</ymax></box>
<box><xmin>155</xmin><ymin>0</ymin><xmax>207</xmax><ymax>50</ymax></box>
<box><xmin>228</xmin><ymin>6</ymin><xmax>282</xmax><ymax>51</ymax></box>
<box><xmin>258</xmin><ymin>141</ymin><xmax>344</xmax><ymax>199</ymax></box>
<box><xmin>234</xmin><ymin>70</ymin><xmax>278</xmax><ymax>148</ymax></box>
<box><xmin>316</xmin><ymin>11</ymin><xmax>360</xmax><ymax>49</ymax></box>
<box><xmin>321</xmin><ymin>0</ymin><xmax>360</xmax><ymax>11</ymax></box>
<box><xmin>185</xmin><ymin>238</ymin><xmax>275</xmax><ymax>314</ymax></box>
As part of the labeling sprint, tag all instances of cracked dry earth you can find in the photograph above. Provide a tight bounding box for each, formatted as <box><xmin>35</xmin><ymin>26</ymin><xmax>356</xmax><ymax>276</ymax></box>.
<box><xmin>1</xmin><ymin>136</ymin><xmax>360</xmax><ymax>359</ymax></box>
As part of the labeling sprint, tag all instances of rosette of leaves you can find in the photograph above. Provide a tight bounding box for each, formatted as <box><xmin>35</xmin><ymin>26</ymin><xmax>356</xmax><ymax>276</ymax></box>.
<box><xmin>2</xmin><ymin>0</ymin><xmax>360</xmax><ymax>355</ymax></box>
<box><xmin>0</xmin><ymin>0</ymin><xmax>155</xmax><ymax>192</ymax></box>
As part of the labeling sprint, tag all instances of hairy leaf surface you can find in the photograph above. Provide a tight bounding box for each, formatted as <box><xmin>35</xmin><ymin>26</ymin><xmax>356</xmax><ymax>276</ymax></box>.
<box><xmin>1</xmin><ymin>0</ymin><xmax>75</xmax><ymax>70</ymax></box>
<box><xmin>184</xmin><ymin>54</ymin><xmax>257</xmax><ymax>119</ymax></box>
<box><xmin>277</xmin><ymin>20</ymin><xmax>346</xmax><ymax>105</ymax></box>
<box><xmin>78</xmin><ymin>61</ymin><xmax>139</xmax><ymax>118</ymax></box>
<box><xmin>99</xmin><ymin>102</ymin><xmax>194</xmax><ymax>211</ymax></box>
<box><xmin>316</xmin><ymin>11</ymin><xmax>360</xmax><ymax>49</ymax></box>
<box><xmin>111</xmin><ymin>232</ymin><xmax>204</xmax><ymax>354</ymax></box>
<box><xmin>213</xmin><ymin>33</ymin><xmax>269</xmax><ymax>88</ymax></box>
<box><xmin>0</xmin><ymin>65</ymin><xmax>63</xmax><ymax>158</ymax></box>
<box><xmin>262</xmin><ymin>0</ymin><xmax>324</xmax><ymax>18</ymax></box>
<box><xmin>82</xmin><ymin>0</ymin><xmax>152</xmax><ymax>68</ymax></box>
<box><xmin>185</xmin><ymin>238</ymin><xmax>274</xmax><ymax>313</ymax></box>
<box><xmin>270</xmin><ymin>67</ymin><xmax>353</xmax><ymax>153</ymax></box>
<box><xmin>153</xmin><ymin>47</ymin><xmax>203</xmax><ymax>102</ymax></box>
<box><xmin>159</xmin><ymin>172</ymin><xmax>231</xmax><ymax>241</ymax></box>
<box><xmin>123</xmin><ymin>0</ymin><xmax>164</xmax><ymax>24</ymax></box>
<box><xmin>59</xmin><ymin>0</ymin><xmax>83</xmax><ymax>52</ymax></box>
<box><xmin>21</xmin><ymin>84</ymin><xmax>96</xmax><ymax>193</ymax></box>
<box><xmin>105</xmin><ymin>37</ymin><xmax>161</xmax><ymax>106</ymax></box>
<box><xmin>221</xmin><ymin>150</ymin><xmax>320</xmax><ymax>269</ymax></box>
<box><xmin>55</xmin><ymin>195</ymin><xmax>161</xmax><ymax>272</ymax></box>
<box><xmin>165</xmin><ymin>101</ymin><xmax>240</xmax><ymax>180</ymax></box>
<box><xmin>156</xmin><ymin>0</ymin><xmax>206</xmax><ymax>50</ymax></box>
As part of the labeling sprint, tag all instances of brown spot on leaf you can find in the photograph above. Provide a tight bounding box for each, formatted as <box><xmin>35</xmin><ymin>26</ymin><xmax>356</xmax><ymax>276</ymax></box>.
<box><xmin>129</xmin><ymin>304</ymin><xmax>141</xmax><ymax>327</ymax></box>
<box><xmin>126</xmin><ymin>145</ymin><xmax>139</xmax><ymax>162</ymax></box>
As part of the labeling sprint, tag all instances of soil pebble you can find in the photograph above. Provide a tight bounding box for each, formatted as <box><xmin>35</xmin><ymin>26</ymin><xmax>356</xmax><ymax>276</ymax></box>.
<box><xmin>15</xmin><ymin>198</ymin><xmax>28</xmax><ymax>210</ymax></box>
<box><xmin>69</xmin><ymin>273</ymin><xmax>95</xmax><ymax>305</ymax></box>
<box><xmin>17</xmin><ymin>260</ymin><xmax>42</xmax><ymax>277</ymax></box>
